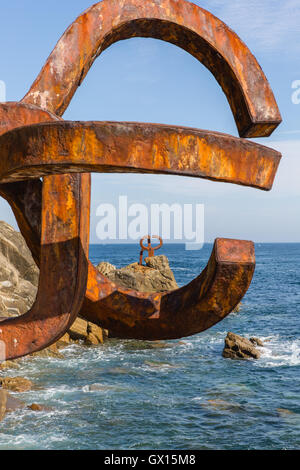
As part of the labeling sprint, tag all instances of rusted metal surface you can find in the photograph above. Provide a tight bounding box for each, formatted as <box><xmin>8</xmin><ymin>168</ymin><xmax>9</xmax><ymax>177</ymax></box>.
<box><xmin>22</xmin><ymin>0</ymin><xmax>281</xmax><ymax>137</ymax></box>
<box><xmin>139</xmin><ymin>236</ymin><xmax>163</xmax><ymax>265</ymax></box>
<box><xmin>0</xmin><ymin>121</ymin><xmax>281</xmax><ymax>189</ymax></box>
<box><xmin>0</xmin><ymin>0</ymin><xmax>282</xmax><ymax>356</ymax></box>
<box><xmin>0</xmin><ymin>174</ymin><xmax>90</xmax><ymax>359</ymax></box>
<box><xmin>83</xmin><ymin>238</ymin><xmax>255</xmax><ymax>340</ymax></box>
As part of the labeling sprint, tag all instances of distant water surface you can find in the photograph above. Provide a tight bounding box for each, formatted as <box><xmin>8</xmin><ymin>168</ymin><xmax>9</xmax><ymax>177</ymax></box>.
<box><xmin>0</xmin><ymin>244</ymin><xmax>299</xmax><ymax>450</ymax></box>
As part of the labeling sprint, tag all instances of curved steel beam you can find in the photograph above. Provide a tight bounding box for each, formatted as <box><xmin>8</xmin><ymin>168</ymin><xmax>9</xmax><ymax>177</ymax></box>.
<box><xmin>22</xmin><ymin>0</ymin><xmax>281</xmax><ymax>137</ymax></box>
<box><xmin>0</xmin><ymin>121</ymin><xmax>281</xmax><ymax>190</ymax></box>
<box><xmin>81</xmin><ymin>238</ymin><xmax>256</xmax><ymax>340</ymax></box>
<box><xmin>0</xmin><ymin>174</ymin><xmax>90</xmax><ymax>360</ymax></box>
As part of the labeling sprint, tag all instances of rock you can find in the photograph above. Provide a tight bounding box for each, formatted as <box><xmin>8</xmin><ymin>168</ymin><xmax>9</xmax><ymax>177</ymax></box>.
<box><xmin>55</xmin><ymin>333</ymin><xmax>71</xmax><ymax>350</ymax></box>
<box><xmin>28</xmin><ymin>403</ymin><xmax>52</xmax><ymax>412</ymax></box>
<box><xmin>0</xmin><ymin>376</ymin><xmax>33</xmax><ymax>392</ymax></box>
<box><xmin>0</xmin><ymin>360</ymin><xmax>20</xmax><ymax>370</ymax></box>
<box><xmin>250</xmin><ymin>337</ymin><xmax>264</xmax><ymax>347</ymax></box>
<box><xmin>69</xmin><ymin>317</ymin><xmax>108</xmax><ymax>345</ymax></box>
<box><xmin>277</xmin><ymin>408</ymin><xmax>294</xmax><ymax>415</ymax></box>
<box><xmin>97</xmin><ymin>255</ymin><xmax>178</xmax><ymax>293</ymax></box>
<box><xmin>30</xmin><ymin>342</ymin><xmax>64</xmax><ymax>359</ymax></box>
<box><xmin>223</xmin><ymin>332</ymin><xmax>261</xmax><ymax>360</ymax></box>
<box><xmin>233</xmin><ymin>303</ymin><xmax>241</xmax><ymax>313</ymax></box>
<box><xmin>97</xmin><ymin>262</ymin><xmax>116</xmax><ymax>277</ymax></box>
<box><xmin>201</xmin><ymin>399</ymin><xmax>243</xmax><ymax>412</ymax></box>
<box><xmin>0</xmin><ymin>221</ymin><xmax>38</xmax><ymax>317</ymax></box>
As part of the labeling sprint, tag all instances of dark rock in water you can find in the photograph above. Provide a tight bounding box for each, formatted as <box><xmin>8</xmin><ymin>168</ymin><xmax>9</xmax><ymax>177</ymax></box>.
<box><xmin>97</xmin><ymin>255</ymin><xmax>178</xmax><ymax>293</ymax></box>
<box><xmin>68</xmin><ymin>317</ymin><xmax>108</xmax><ymax>345</ymax></box>
<box><xmin>28</xmin><ymin>403</ymin><xmax>52</xmax><ymax>412</ymax></box>
<box><xmin>223</xmin><ymin>332</ymin><xmax>262</xmax><ymax>360</ymax></box>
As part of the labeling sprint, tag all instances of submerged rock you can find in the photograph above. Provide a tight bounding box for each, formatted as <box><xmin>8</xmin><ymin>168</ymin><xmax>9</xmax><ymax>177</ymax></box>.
<box><xmin>28</xmin><ymin>403</ymin><xmax>52</xmax><ymax>412</ymax></box>
<box><xmin>223</xmin><ymin>332</ymin><xmax>263</xmax><ymax>360</ymax></box>
<box><xmin>201</xmin><ymin>399</ymin><xmax>243</xmax><ymax>412</ymax></box>
<box><xmin>97</xmin><ymin>255</ymin><xmax>178</xmax><ymax>293</ymax></box>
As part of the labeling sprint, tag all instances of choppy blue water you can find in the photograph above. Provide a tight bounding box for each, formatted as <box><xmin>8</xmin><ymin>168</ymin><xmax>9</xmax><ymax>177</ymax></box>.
<box><xmin>0</xmin><ymin>244</ymin><xmax>299</xmax><ymax>450</ymax></box>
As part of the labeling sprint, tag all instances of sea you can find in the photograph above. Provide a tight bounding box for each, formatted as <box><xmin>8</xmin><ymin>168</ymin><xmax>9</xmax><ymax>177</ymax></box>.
<box><xmin>0</xmin><ymin>243</ymin><xmax>299</xmax><ymax>450</ymax></box>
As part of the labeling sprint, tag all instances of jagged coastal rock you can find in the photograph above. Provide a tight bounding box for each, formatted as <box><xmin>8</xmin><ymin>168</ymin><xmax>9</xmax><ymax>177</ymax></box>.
<box><xmin>0</xmin><ymin>221</ymin><xmax>38</xmax><ymax>317</ymax></box>
<box><xmin>97</xmin><ymin>255</ymin><xmax>178</xmax><ymax>293</ymax></box>
<box><xmin>223</xmin><ymin>332</ymin><xmax>264</xmax><ymax>360</ymax></box>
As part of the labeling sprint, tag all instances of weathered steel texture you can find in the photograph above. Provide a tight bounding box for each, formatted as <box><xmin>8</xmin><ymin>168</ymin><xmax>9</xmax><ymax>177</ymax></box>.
<box><xmin>0</xmin><ymin>121</ymin><xmax>281</xmax><ymax>190</ymax></box>
<box><xmin>0</xmin><ymin>174</ymin><xmax>90</xmax><ymax>359</ymax></box>
<box><xmin>139</xmin><ymin>235</ymin><xmax>163</xmax><ymax>265</ymax></box>
<box><xmin>0</xmin><ymin>102</ymin><xmax>62</xmax><ymax>137</ymax></box>
<box><xmin>0</xmin><ymin>0</ymin><xmax>282</xmax><ymax>355</ymax></box>
<box><xmin>22</xmin><ymin>0</ymin><xmax>281</xmax><ymax>137</ymax></box>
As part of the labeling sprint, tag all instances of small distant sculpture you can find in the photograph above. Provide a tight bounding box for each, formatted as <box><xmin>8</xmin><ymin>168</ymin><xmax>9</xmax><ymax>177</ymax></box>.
<box><xmin>139</xmin><ymin>236</ymin><xmax>163</xmax><ymax>266</ymax></box>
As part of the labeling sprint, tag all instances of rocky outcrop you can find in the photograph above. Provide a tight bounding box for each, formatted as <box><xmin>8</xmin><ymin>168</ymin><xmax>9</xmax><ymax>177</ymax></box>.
<box><xmin>0</xmin><ymin>221</ymin><xmax>38</xmax><ymax>317</ymax></box>
<box><xmin>223</xmin><ymin>332</ymin><xmax>263</xmax><ymax>360</ymax></box>
<box><xmin>68</xmin><ymin>317</ymin><xmax>108</xmax><ymax>345</ymax></box>
<box><xmin>0</xmin><ymin>376</ymin><xmax>33</xmax><ymax>392</ymax></box>
<box><xmin>97</xmin><ymin>255</ymin><xmax>178</xmax><ymax>293</ymax></box>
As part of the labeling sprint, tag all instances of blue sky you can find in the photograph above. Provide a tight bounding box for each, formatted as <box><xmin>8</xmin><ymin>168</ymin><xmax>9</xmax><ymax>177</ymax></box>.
<box><xmin>0</xmin><ymin>0</ymin><xmax>299</xmax><ymax>242</ymax></box>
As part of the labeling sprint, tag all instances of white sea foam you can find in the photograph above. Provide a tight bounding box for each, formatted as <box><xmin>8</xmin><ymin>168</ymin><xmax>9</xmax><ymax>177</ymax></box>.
<box><xmin>257</xmin><ymin>335</ymin><xmax>300</xmax><ymax>368</ymax></box>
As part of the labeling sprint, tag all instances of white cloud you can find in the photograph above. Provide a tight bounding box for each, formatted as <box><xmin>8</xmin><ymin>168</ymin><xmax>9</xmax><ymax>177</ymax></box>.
<box><xmin>196</xmin><ymin>0</ymin><xmax>300</xmax><ymax>55</ymax></box>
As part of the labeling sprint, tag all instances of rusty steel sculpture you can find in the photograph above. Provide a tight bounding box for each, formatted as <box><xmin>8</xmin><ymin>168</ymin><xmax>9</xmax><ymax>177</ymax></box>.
<box><xmin>139</xmin><ymin>236</ymin><xmax>163</xmax><ymax>266</ymax></box>
<box><xmin>0</xmin><ymin>0</ymin><xmax>282</xmax><ymax>360</ymax></box>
